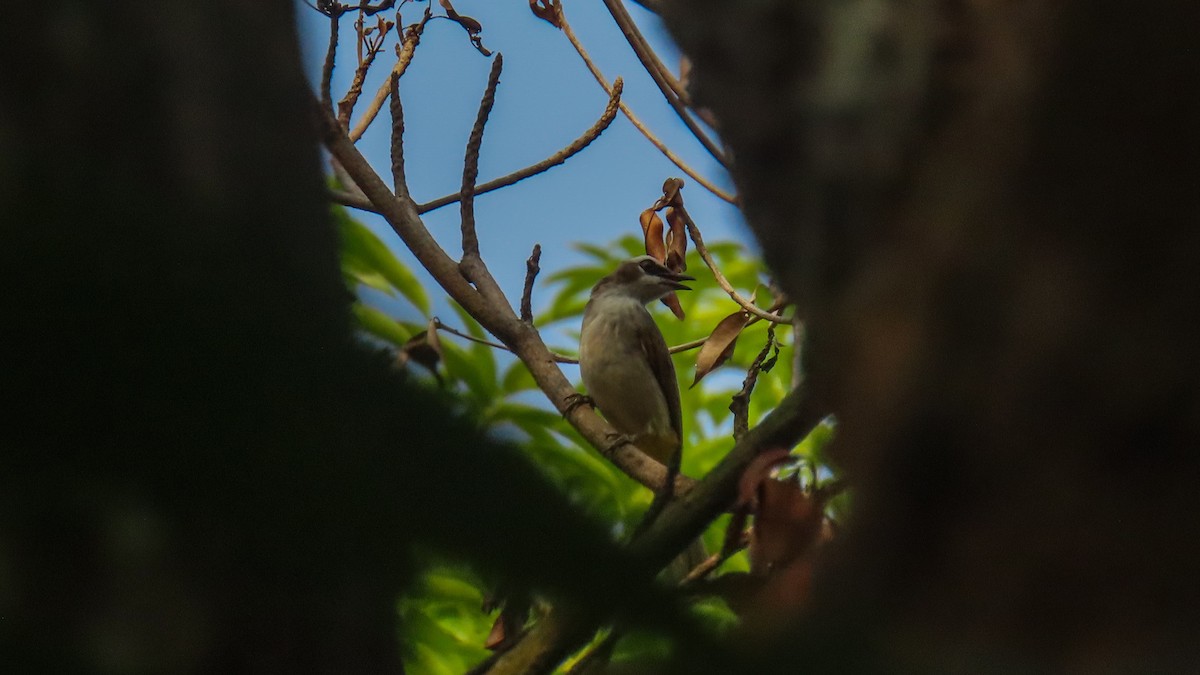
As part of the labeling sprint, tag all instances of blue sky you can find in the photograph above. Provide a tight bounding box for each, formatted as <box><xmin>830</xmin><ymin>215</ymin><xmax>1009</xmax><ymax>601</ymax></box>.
<box><xmin>296</xmin><ymin>0</ymin><xmax>751</xmax><ymax>340</ymax></box>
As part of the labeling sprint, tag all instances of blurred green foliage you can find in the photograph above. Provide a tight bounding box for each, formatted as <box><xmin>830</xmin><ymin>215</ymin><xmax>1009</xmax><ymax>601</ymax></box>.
<box><xmin>335</xmin><ymin>206</ymin><xmax>836</xmax><ymax>673</ymax></box>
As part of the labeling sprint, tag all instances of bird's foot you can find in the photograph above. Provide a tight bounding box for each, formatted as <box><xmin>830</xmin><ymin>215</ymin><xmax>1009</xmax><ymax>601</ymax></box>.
<box><xmin>601</xmin><ymin>432</ymin><xmax>636</xmax><ymax>456</ymax></box>
<box><xmin>562</xmin><ymin>392</ymin><xmax>594</xmax><ymax>417</ymax></box>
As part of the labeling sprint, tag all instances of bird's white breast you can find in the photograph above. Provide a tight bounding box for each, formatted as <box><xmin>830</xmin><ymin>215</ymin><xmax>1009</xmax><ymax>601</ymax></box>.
<box><xmin>579</xmin><ymin>295</ymin><xmax>674</xmax><ymax>442</ymax></box>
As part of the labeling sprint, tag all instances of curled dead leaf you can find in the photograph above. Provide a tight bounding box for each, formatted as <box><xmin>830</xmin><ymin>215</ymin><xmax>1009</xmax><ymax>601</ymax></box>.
<box><xmin>639</xmin><ymin>208</ymin><xmax>667</xmax><ymax>262</ymax></box>
<box><xmin>440</xmin><ymin>0</ymin><xmax>491</xmax><ymax>55</ymax></box>
<box><xmin>660</xmin><ymin>291</ymin><xmax>685</xmax><ymax>321</ymax></box>
<box><xmin>528</xmin><ymin>0</ymin><xmax>562</xmax><ymax>28</ymax></box>
<box><xmin>399</xmin><ymin>318</ymin><xmax>444</xmax><ymax>384</ymax></box>
<box><xmin>691</xmin><ymin>310</ymin><xmax>750</xmax><ymax>388</ymax></box>
<box><xmin>652</xmin><ymin>177</ymin><xmax>685</xmax><ymax>210</ymax></box>
<box><xmin>664</xmin><ymin>206</ymin><xmax>687</xmax><ymax>272</ymax></box>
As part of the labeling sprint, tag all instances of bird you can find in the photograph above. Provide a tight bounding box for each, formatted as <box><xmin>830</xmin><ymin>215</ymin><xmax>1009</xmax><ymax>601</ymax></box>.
<box><xmin>579</xmin><ymin>256</ymin><xmax>708</xmax><ymax>578</ymax></box>
<box><xmin>579</xmin><ymin>256</ymin><xmax>694</xmax><ymax>467</ymax></box>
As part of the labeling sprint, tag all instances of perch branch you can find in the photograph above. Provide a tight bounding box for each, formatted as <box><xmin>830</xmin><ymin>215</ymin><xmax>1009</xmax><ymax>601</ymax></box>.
<box><xmin>416</xmin><ymin>79</ymin><xmax>624</xmax><ymax>214</ymax></box>
<box><xmin>601</xmin><ymin>0</ymin><xmax>727</xmax><ymax>166</ymax></box>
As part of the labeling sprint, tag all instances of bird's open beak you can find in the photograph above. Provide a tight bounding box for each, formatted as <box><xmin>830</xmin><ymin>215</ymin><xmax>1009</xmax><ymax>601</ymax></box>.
<box><xmin>659</xmin><ymin>271</ymin><xmax>694</xmax><ymax>291</ymax></box>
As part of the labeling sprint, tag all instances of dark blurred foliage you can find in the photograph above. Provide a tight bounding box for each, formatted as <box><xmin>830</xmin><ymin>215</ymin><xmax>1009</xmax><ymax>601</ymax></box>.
<box><xmin>0</xmin><ymin>2</ymin><xmax>675</xmax><ymax>671</ymax></box>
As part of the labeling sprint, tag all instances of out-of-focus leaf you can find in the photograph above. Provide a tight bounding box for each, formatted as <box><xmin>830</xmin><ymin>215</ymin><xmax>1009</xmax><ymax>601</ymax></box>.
<box><xmin>691</xmin><ymin>311</ymin><xmax>751</xmax><ymax>387</ymax></box>
<box><xmin>795</xmin><ymin>417</ymin><xmax>836</xmax><ymax>465</ymax></box>
<box><xmin>441</xmin><ymin>340</ymin><xmax>496</xmax><ymax>403</ymax></box>
<box><xmin>336</xmin><ymin>207</ymin><xmax>431</xmax><ymax>315</ymax></box>
<box><xmin>399</xmin><ymin>565</ymin><xmax>492</xmax><ymax>675</ymax></box>
<box><xmin>423</xmin><ymin>568</ymin><xmax>485</xmax><ymax>603</ymax></box>
<box><xmin>352</xmin><ymin>302</ymin><xmax>412</xmax><ymax>346</ymax></box>
<box><xmin>500</xmin><ymin>361</ymin><xmax>538</xmax><ymax>394</ymax></box>
<box><xmin>571</xmin><ymin>241</ymin><xmax>619</xmax><ymax>262</ymax></box>
<box><xmin>447</xmin><ymin>303</ymin><xmax>497</xmax><ymax>392</ymax></box>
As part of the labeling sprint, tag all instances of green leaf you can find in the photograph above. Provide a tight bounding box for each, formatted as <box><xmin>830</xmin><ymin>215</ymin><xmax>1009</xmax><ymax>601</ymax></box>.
<box><xmin>441</xmin><ymin>341</ymin><xmax>497</xmax><ymax>403</ymax></box>
<box><xmin>335</xmin><ymin>207</ymin><xmax>431</xmax><ymax>315</ymax></box>
<box><xmin>351</xmin><ymin>302</ymin><xmax>411</xmax><ymax>345</ymax></box>
<box><xmin>500</xmin><ymin>361</ymin><xmax>537</xmax><ymax>394</ymax></box>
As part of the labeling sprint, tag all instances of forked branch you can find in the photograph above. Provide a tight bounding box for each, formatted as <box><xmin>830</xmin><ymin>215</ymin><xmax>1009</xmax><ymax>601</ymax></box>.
<box><xmin>533</xmin><ymin>0</ymin><xmax>737</xmax><ymax>204</ymax></box>
<box><xmin>601</xmin><ymin>0</ymin><xmax>727</xmax><ymax>166</ymax></box>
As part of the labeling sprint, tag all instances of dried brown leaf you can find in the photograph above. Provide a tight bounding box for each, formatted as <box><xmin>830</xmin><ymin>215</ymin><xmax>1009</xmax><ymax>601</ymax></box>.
<box><xmin>639</xmin><ymin>208</ymin><xmax>667</xmax><ymax>262</ymax></box>
<box><xmin>400</xmin><ymin>319</ymin><xmax>443</xmax><ymax>384</ymax></box>
<box><xmin>664</xmin><ymin>206</ymin><xmax>687</xmax><ymax>272</ymax></box>
<box><xmin>652</xmin><ymin>176</ymin><xmax>685</xmax><ymax>210</ymax></box>
<box><xmin>439</xmin><ymin>0</ymin><xmax>491</xmax><ymax>55</ymax></box>
<box><xmin>660</xmin><ymin>291</ymin><xmax>685</xmax><ymax>321</ymax></box>
<box><xmin>691</xmin><ymin>310</ymin><xmax>750</xmax><ymax>388</ymax></box>
<box><xmin>528</xmin><ymin>0</ymin><xmax>562</xmax><ymax>28</ymax></box>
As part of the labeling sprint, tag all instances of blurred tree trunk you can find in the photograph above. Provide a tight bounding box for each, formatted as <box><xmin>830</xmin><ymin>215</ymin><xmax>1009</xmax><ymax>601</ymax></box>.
<box><xmin>1</xmin><ymin>2</ymin><xmax>645</xmax><ymax>672</ymax></box>
<box><xmin>665</xmin><ymin>0</ymin><xmax>1200</xmax><ymax>670</ymax></box>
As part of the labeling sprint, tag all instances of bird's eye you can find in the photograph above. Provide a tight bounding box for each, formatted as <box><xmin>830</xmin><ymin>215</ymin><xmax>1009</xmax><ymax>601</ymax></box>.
<box><xmin>639</xmin><ymin>259</ymin><xmax>660</xmax><ymax>274</ymax></box>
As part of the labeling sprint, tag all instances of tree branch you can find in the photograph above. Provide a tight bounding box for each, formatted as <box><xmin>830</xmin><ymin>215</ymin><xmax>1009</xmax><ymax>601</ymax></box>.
<box><xmin>389</xmin><ymin>72</ymin><xmax>409</xmax><ymax>199</ymax></box>
<box><xmin>460</xmin><ymin>53</ymin><xmax>503</xmax><ymax>264</ymax></box>
<box><xmin>543</xmin><ymin>1</ymin><xmax>737</xmax><ymax>204</ymax></box>
<box><xmin>521</xmin><ymin>244</ymin><xmax>542</xmax><ymax>324</ymax></box>
<box><xmin>416</xmin><ymin>78</ymin><xmax>624</xmax><ymax>214</ymax></box>
<box><xmin>348</xmin><ymin>6</ymin><xmax>430</xmax><ymax>142</ymax></box>
<box><xmin>601</xmin><ymin>0</ymin><xmax>727</xmax><ymax>167</ymax></box>
<box><xmin>337</xmin><ymin>16</ymin><xmax>393</xmax><ymax>129</ymax></box>
<box><xmin>320</xmin><ymin>12</ymin><xmax>340</xmax><ymax>111</ymax></box>
<box><xmin>675</xmin><ymin>201</ymin><xmax>789</xmax><ymax>323</ymax></box>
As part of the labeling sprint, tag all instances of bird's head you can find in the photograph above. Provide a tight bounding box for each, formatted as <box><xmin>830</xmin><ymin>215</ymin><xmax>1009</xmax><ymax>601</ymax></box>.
<box><xmin>592</xmin><ymin>255</ymin><xmax>695</xmax><ymax>304</ymax></box>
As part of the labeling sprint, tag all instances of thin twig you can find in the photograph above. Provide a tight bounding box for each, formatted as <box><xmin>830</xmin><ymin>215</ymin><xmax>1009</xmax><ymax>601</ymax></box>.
<box><xmin>389</xmin><ymin>72</ymin><xmax>409</xmax><ymax>199</ymax></box>
<box><xmin>601</xmin><ymin>0</ymin><xmax>727</xmax><ymax>166</ymax></box>
<box><xmin>337</xmin><ymin>16</ymin><xmax>393</xmax><ymax>129</ymax></box>
<box><xmin>320</xmin><ymin>12</ymin><xmax>340</xmax><ymax>111</ymax></box>
<box><xmin>675</xmin><ymin>201</ymin><xmax>789</xmax><ymax>323</ymax></box>
<box><xmin>348</xmin><ymin>6</ymin><xmax>431</xmax><ymax>142</ymax></box>
<box><xmin>730</xmin><ymin>323</ymin><xmax>779</xmax><ymax>440</ymax></box>
<box><xmin>678</xmin><ymin>527</ymin><xmax>749</xmax><ymax>586</ymax></box>
<box><xmin>521</xmin><ymin>244</ymin><xmax>542</xmax><ymax>323</ymax></box>
<box><xmin>416</xmin><ymin>79</ymin><xmax>625</xmax><ymax>214</ymax></box>
<box><xmin>432</xmin><ymin>319</ymin><xmax>576</xmax><ymax>364</ymax></box>
<box><xmin>462</xmin><ymin>53</ymin><xmax>504</xmax><ymax>262</ymax></box>
<box><xmin>550</xmin><ymin>2</ymin><xmax>737</xmax><ymax>204</ymax></box>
